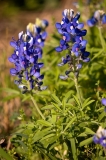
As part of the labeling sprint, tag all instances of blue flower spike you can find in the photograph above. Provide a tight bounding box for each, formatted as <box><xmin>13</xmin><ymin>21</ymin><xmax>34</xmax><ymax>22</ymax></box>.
<box><xmin>87</xmin><ymin>10</ymin><xmax>106</xmax><ymax>27</ymax></box>
<box><xmin>9</xmin><ymin>18</ymin><xmax>48</xmax><ymax>93</ymax></box>
<box><xmin>93</xmin><ymin>126</ymin><xmax>106</xmax><ymax>147</ymax></box>
<box><xmin>55</xmin><ymin>9</ymin><xmax>90</xmax><ymax>79</ymax></box>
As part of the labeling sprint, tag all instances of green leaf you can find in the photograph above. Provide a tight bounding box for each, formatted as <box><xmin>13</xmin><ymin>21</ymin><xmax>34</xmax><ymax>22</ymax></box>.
<box><xmin>32</xmin><ymin>128</ymin><xmax>52</xmax><ymax>143</ymax></box>
<box><xmin>73</xmin><ymin>95</ymin><xmax>80</xmax><ymax>107</ymax></box>
<box><xmin>79</xmin><ymin>137</ymin><xmax>93</xmax><ymax>147</ymax></box>
<box><xmin>15</xmin><ymin>140</ymin><xmax>28</xmax><ymax>151</ymax></box>
<box><xmin>41</xmin><ymin>105</ymin><xmax>54</xmax><ymax>110</ymax></box>
<box><xmin>0</xmin><ymin>147</ymin><xmax>13</xmax><ymax>160</ymax></box>
<box><xmin>49</xmin><ymin>142</ymin><xmax>60</xmax><ymax>150</ymax></box>
<box><xmin>65</xmin><ymin>103</ymin><xmax>79</xmax><ymax>110</ymax></box>
<box><xmin>82</xmin><ymin>98</ymin><xmax>95</xmax><ymax>110</ymax></box>
<box><xmin>2</xmin><ymin>94</ymin><xmax>20</xmax><ymax>101</ymax></box>
<box><xmin>37</xmin><ymin>120</ymin><xmax>52</xmax><ymax>127</ymax></box>
<box><xmin>91</xmin><ymin>49</ymin><xmax>103</xmax><ymax>61</ymax></box>
<box><xmin>40</xmin><ymin>133</ymin><xmax>55</xmax><ymax>141</ymax></box>
<box><xmin>40</xmin><ymin>133</ymin><xmax>59</xmax><ymax>148</ymax></box>
<box><xmin>64</xmin><ymin>116</ymin><xmax>76</xmax><ymax>131</ymax></box>
<box><xmin>78</xmin><ymin>133</ymin><xmax>87</xmax><ymax>137</ymax></box>
<box><xmin>96</xmin><ymin>107</ymin><xmax>104</xmax><ymax>112</ymax></box>
<box><xmin>51</xmin><ymin>102</ymin><xmax>62</xmax><ymax>112</ymax></box>
<box><xmin>63</xmin><ymin>90</ymin><xmax>74</xmax><ymax>103</ymax></box>
<box><xmin>51</xmin><ymin>109</ymin><xmax>56</xmax><ymax>124</ymax></box>
<box><xmin>84</xmin><ymin>127</ymin><xmax>95</xmax><ymax>135</ymax></box>
<box><xmin>51</xmin><ymin>94</ymin><xmax>62</xmax><ymax>105</ymax></box>
<box><xmin>99</xmin><ymin>111</ymin><xmax>106</xmax><ymax>121</ymax></box>
<box><xmin>70</xmin><ymin>138</ymin><xmax>77</xmax><ymax>160</ymax></box>
<box><xmin>0</xmin><ymin>88</ymin><xmax>20</xmax><ymax>94</ymax></box>
<box><xmin>22</xmin><ymin>95</ymin><xmax>30</xmax><ymax>102</ymax></box>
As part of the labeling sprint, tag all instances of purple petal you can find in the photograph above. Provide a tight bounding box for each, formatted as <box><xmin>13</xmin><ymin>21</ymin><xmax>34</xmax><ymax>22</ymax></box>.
<box><xmin>38</xmin><ymin>75</ymin><xmax>44</xmax><ymax>80</ymax></box>
<box><xmin>74</xmin><ymin>51</ymin><xmax>80</xmax><ymax>57</ymax></box>
<box><xmin>87</xmin><ymin>17</ymin><xmax>97</xmax><ymax>27</ymax></box>
<box><xmin>55</xmin><ymin>46</ymin><xmax>62</xmax><ymax>52</ymax></box>
<box><xmin>58</xmin><ymin>29</ymin><xmax>63</xmax><ymax>34</ymax></box>
<box><xmin>77</xmin><ymin>23</ymin><xmax>84</xmax><ymax>29</ymax></box>
<box><xmin>60</xmin><ymin>39</ymin><xmax>65</xmax><ymax>45</ymax></box>
<box><xmin>55</xmin><ymin>23</ymin><xmax>61</xmax><ymax>29</ymax></box>
<box><xmin>8</xmin><ymin>57</ymin><xmax>15</xmax><ymax>63</ymax></box>
<box><xmin>42</xmin><ymin>31</ymin><xmax>47</xmax><ymax>39</ymax></box>
<box><xmin>10</xmin><ymin>41</ymin><xmax>17</xmax><ymax>48</ymax></box>
<box><xmin>42</xmin><ymin>20</ymin><xmax>49</xmax><ymax>27</ymax></box>
<box><xmin>101</xmin><ymin>98</ymin><xmax>106</xmax><ymax>106</ymax></box>
<box><xmin>38</xmin><ymin>63</ymin><xmax>44</xmax><ymax>68</ymax></box>
<box><xmin>83</xmin><ymin>57</ymin><xmax>90</xmax><ymax>62</ymax></box>
<box><xmin>10</xmin><ymin>68</ymin><xmax>18</xmax><ymax>76</ymax></box>
<box><xmin>80</xmin><ymin>40</ymin><xmax>87</xmax><ymax>47</ymax></box>
<box><xmin>59</xmin><ymin>75</ymin><xmax>68</xmax><ymax>80</ymax></box>
<box><xmin>77</xmin><ymin>64</ymin><xmax>82</xmax><ymax>69</ymax></box>
<box><xmin>102</xmin><ymin>15</ymin><xmax>106</xmax><ymax>24</ymax></box>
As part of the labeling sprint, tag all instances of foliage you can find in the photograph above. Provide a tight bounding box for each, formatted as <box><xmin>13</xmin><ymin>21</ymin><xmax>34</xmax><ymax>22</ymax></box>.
<box><xmin>1</xmin><ymin>1</ymin><xmax>106</xmax><ymax>160</ymax></box>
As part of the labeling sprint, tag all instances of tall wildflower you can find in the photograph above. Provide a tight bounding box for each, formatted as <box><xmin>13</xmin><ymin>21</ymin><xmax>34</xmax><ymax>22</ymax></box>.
<box><xmin>87</xmin><ymin>10</ymin><xmax>106</xmax><ymax>27</ymax></box>
<box><xmin>93</xmin><ymin>126</ymin><xmax>106</xmax><ymax>147</ymax></box>
<box><xmin>55</xmin><ymin>9</ymin><xmax>90</xmax><ymax>80</ymax></box>
<box><xmin>9</xmin><ymin>19</ymin><xmax>48</xmax><ymax>93</ymax></box>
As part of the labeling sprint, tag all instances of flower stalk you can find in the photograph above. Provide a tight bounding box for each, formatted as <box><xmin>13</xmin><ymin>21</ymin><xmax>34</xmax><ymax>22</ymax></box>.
<box><xmin>31</xmin><ymin>94</ymin><xmax>45</xmax><ymax>120</ymax></box>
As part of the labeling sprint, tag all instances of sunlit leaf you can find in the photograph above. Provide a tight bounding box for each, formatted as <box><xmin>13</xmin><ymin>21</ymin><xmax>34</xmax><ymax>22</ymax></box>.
<box><xmin>79</xmin><ymin>137</ymin><xmax>93</xmax><ymax>147</ymax></box>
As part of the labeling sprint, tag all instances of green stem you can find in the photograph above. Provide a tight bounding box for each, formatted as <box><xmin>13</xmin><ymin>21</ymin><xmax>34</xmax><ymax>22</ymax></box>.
<box><xmin>74</xmin><ymin>76</ymin><xmax>82</xmax><ymax>107</ymax></box>
<box><xmin>98</xmin><ymin>27</ymin><xmax>105</xmax><ymax>50</ymax></box>
<box><xmin>31</xmin><ymin>95</ymin><xmax>45</xmax><ymax>120</ymax></box>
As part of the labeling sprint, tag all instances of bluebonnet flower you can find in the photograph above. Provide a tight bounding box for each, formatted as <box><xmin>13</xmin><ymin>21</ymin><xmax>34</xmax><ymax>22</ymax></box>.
<box><xmin>101</xmin><ymin>98</ymin><xmax>106</xmax><ymax>106</ymax></box>
<box><xmin>55</xmin><ymin>9</ymin><xmax>90</xmax><ymax>80</ymax></box>
<box><xmin>9</xmin><ymin>19</ymin><xmax>48</xmax><ymax>92</ymax></box>
<box><xmin>93</xmin><ymin>126</ymin><xmax>106</xmax><ymax>147</ymax></box>
<box><xmin>87</xmin><ymin>10</ymin><xmax>106</xmax><ymax>27</ymax></box>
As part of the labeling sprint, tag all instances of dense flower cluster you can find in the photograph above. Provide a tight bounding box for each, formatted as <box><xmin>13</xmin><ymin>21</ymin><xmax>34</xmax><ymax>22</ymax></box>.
<box><xmin>87</xmin><ymin>10</ymin><xmax>106</xmax><ymax>27</ymax></box>
<box><xmin>93</xmin><ymin>126</ymin><xmax>106</xmax><ymax>147</ymax></box>
<box><xmin>55</xmin><ymin>9</ymin><xmax>90</xmax><ymax>79</ymax></box>
<box><xmin>8</xmin><ymin>19</ymin><xmax>48</xmax><ymax>93</ymax></box>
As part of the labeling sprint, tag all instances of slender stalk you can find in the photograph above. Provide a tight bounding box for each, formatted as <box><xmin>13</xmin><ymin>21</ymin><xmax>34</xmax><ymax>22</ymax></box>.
<box><xmin>74</xmin><ymin>75</ymin><xmax>82</xmax><ymax>107</ymax></box>
<box><xmin>31</xmin><ymin>95</ymin><xmax>45</xmax><ymax>120</ymax></box>
<box><xmin>98</xmin><ymin>27</ymin><xmax>105</xmax><ymax>50</ymax></box>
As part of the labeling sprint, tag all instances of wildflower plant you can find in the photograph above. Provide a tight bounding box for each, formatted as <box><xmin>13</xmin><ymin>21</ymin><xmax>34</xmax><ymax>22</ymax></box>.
<box><xmin>9</xmin><ymin>18</ymin><xmax>48</xmax><ymax>93</ymax></box>
<box><xmin>55</xmin><ymin>9</ymin><xmax>90</xmax><ymax>80</ymax></box>
<box><xmin>2</xmin><ymin>3</ymin><xmax>106</xmax><ymax>160</ymax></box>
